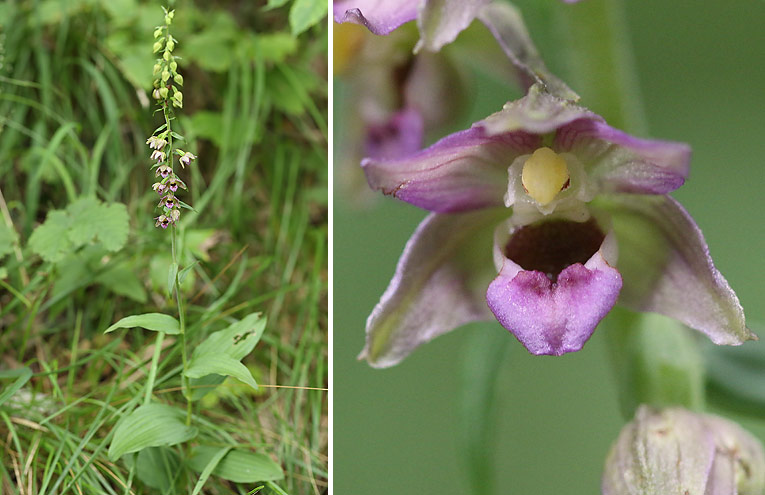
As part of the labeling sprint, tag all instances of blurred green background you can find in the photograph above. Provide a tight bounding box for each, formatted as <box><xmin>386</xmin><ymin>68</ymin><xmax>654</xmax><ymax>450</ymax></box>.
<box><xmin>334</xmin><ymin>0</ymin><xmax>765</xmax><ymax>493</ymax></box>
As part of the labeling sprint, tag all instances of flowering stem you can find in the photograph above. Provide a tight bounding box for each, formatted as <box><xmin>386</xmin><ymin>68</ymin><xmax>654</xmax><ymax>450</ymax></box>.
<box><xmin>556</xmin><ymin>0</ymin><xmax>704</xmax><ymax>416</ymax></box>
<box><xmin>554</xmin><ymin>0</ymin><xmax>647</xmax><ymax>134</ymax></box>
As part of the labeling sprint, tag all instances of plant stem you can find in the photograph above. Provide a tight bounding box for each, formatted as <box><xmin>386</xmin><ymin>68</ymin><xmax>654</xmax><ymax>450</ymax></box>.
<box><xmin>163</xmin><ymin>81</ymin><xmax>192</xmax><ymax>424</ymax></box>
<box><xmin>554</xmin><ymin>0</ymin><xmax>647</xmax><ymax>134</ymax></box>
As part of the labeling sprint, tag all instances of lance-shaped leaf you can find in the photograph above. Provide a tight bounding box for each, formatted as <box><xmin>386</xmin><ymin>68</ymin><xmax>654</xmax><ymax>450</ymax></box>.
<box><xmin>188</xmin><ymin>446</ymin><xmax>284</xmax><ymax>483</ymax></box>
<box><xmin>104</xmin><ymin>313</ymin><xmax>180</xmax><ymax>334</ymax></box>
<box><xmin>108</xmin><ymin>403</ymin><xmax>198</xmax><ymax>460</ymax></box>
<box><xmin>187</xmin><ymin>313</ymin><xmax>266</xmax><ymax>398</ymax></box>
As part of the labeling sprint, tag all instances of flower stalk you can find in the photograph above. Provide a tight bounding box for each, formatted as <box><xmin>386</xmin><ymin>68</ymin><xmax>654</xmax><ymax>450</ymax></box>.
<box><xmin>143</xmin><ymin>6</ymin><xmax>196</xmax><ymax>426</ymax></box>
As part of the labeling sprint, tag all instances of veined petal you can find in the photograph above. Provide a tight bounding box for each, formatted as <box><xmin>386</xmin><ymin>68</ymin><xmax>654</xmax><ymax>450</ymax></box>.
<box><xmin>361</xmin><ymin>209</ymin><xmax>504</xmax><ymax>367</ymax></box>
<box><xmin>487</xmin><ymin>230</ymin><xmax>622</xmax><ymax>356</ymax></box>
<box><xmin>364</xmin><ymin>107</ymin><xmax>424</xmax><ymax>159</ymax></box>
<box><xmin>477</xmin><ymin>84</ymin><xmax>597</xmax><ymax>136</ymax></box>
<box><xmin>596</xmin><ymin>194</ymin><xmax>754</xmax><ymax>345</ymax></box>
<box><xmin>415</xmin><ymin>0</ymin><xmax>489</xmax><ymax>53</ymax></box>
<box><xmin>363</xmin><ymin>127</ymin><xmax>538</xmax><ymax>212</ymax></box>
<box><xmin>334</xmin><ymin>0</ymin><xmax>419</xmax><ymax>35</ymax></box>
<box><xmin>555</xmin><ymin>119</ymin><xmax>690</xmax><ymax>195</ymax></box>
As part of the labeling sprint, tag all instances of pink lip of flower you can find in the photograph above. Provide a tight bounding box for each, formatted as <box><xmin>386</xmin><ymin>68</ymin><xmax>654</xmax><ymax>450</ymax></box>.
<box><xmin>156</xmin><ymin>165</ymin><xmax>172</xmax><ymax>178</ymax></box>
<box><xmin>154</xmin><ymin>215</ymin><xmax>171</xmax><ymax>229</ymax></box>
<box><xmin>179</xmin><ymin>152</ymin><xmax>196</xmax><ymax>167</ymax></box>
<box><xmin>358</xmin><ymin>85</ymin><xmax>754</xmax><ymax>367</ymax></box>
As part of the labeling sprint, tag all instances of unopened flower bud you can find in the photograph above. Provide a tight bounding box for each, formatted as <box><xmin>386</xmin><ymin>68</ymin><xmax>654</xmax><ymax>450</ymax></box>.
<box><xmin>170</xmin><ymin>61</ymin><xmax>178</xmax><ymax>72</ymax></box>
<box><xmin>153</xmin><ymin>41</ymin><xmax>162</xmax><ymax>53</ymax></box>
<box><xmin>152</xmin><ymin>88</ymin><xmax>162</xmax><ymax>99</ymax></box>
<box><xmin>169</xmin><ymin>209</ymin><xmax>180</xmax><ymax>222</ymax></box>
<box><xmin>153</xmin><ymin>63</ymin><xmax>161</xmax><ymax>75</ymax></box>
<box><xmin>174</xmin><ymin>73</ymin><xmax>183</xmax><ymax>86</ymax></box>
<box><xmin>163</xmin><ymin>51</ymin><xmax>171</xmax><ymax>61</ymax></box>
<box><xmin>153</xmin><ymin>27</ymin><xmax>163</xmax><ymax>39</ymax></box>
<box><xmin>602</xmin><ymin>406</ymin><xmax>765</xmax><ymax>495</ymax></box>
<box><xmin>159</xmin><ymin>87</ymin><xmax>169</xmax><ymax>99</ymax></box>
<box><xmin>166</xmin><ymin>39</ymin><xmax>175</xmax><ymax>51</ymax></box>
<box><xmin>165</xmin><ymin>15</ymin><xmax>172</xmax><ymax>25</ymax></box>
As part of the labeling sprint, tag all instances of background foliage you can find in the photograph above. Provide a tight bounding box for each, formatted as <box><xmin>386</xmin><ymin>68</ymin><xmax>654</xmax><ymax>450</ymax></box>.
<box><xmin>334</xmin><ymin>0</ymin><xmax>765</xmax><ymax>493</ymax></box>
<box><xmin>0</xmin><ymin>0</ymin><xmax>327</xmax><ymax>493</ymax></box>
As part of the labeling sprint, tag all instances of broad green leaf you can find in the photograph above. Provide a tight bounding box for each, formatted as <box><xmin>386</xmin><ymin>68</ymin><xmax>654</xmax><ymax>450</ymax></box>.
<box><xmin>67</xmin><ymin>198</ymin><xmax>129</xmax><ymax>252</ymax></box>
<box><xmin>96</xmin><ymin>262</ymin><xmax>148</xmax><ymax>303</ymax></box>
<box><xmin>189</xmin><ymin>374</ymin><xmax>227</xmax><ymax>401</ymax></box>
<box><xmin>185</xmin><ymin>354</ymin><xmax>258</xmax><ymax>391</ymax></box>
<box><xmin>289</xmin><ymin>0</ymin><xmax>328</xmax><ymax>36</ymax></box>
<box><xmin>188</xmin><ymin>313</ymin><xmax>266</xmax><ymax>399</ymax></box>
<box><xmin>105</xmin><ymin>313</ymin><xmax>180</xmax><ymax>335</ymax></box>
<box><xmin>28</xmin><ymin>199</ymin><xmax>129</xmax><ymax>263</ymax></box>
<box><xmin>188</xmin><ymin>446</ymin><xmax>284</xmax><ymax>483</ymax></box>
<box><xmin>108</xmin><ymin>403</ymin><xmax>197</xmax><ymax>460</ymax></box>
<box><xmin>0</xmin><ymin>223</ymin><xmax>18</xmax><ymax>258</ymax></box>
<box><xmin>134</xmin><ymin>447</ymin><xmax>181</xmax><ymax>491</ymax></box>
<box><xmin>191</xmin><ymin>447</ymin><xmax>231</xmax><ymax>495</ymax></box>
<box><xmin>97</xmin><ymin>203</ymin><xmax>130</xmax><ymax>251</ymax></box>
<box><xmin>0</xmin><ymin>367</ymin><xmax>33</xmax><ymax>407</ymax></box>
<box><xmin>265</xmin><ymin>0</ymin><xmax>290</xmax><ymax>10</ymax></box>
<box><xmin>247</xmin><ymin>32</ymin><xmax>297</xmax><ymax>63</ymax></box>
<box><xmin>194</xmin><ymin>313</ymin><xmax>266</xmax><ymax>360</ymax></box>
<box><xmin>28</xmin><ymin>210</ymin><xmax>73</xmax><ymax>263</ymax></box>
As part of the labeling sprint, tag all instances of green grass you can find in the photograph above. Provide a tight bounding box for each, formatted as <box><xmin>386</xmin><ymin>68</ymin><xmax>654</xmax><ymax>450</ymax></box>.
<box><xmin>0</xmin><ymin>1</ymin><xmax>327</xmax><ymax>493</ymax></box>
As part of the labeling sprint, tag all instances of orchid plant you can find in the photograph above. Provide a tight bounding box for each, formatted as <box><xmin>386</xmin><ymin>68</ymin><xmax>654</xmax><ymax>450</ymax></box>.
<box><xmin>336</xmin><ymin>0</ymin><xmax>764</xmax><ymax>493</ymax></box>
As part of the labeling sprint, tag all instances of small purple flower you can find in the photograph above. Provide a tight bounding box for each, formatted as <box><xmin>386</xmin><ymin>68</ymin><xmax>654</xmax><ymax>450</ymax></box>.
<box><xmin>166</xmin><ymin>177</ymin><xmax>186</xmax><ymax>193</ymax></box>
<box><xmin>150</xmin><ymin>149</ymin><xmax>166</xmax><ymax>162</ymax></box>
<box><xmin>156</xmin><ymin>165</ymin><xmax>172</xmax><ymax>179</ymax></box>
<box><xmin>360</xmin><ymin>85</ymin><xmax>753</xmax><ymax>366</ymax></box>
<box><xmin>152</xmin><ymin>182</ymin><xmax>167</xmax><ymax>195</ymax></box>
<box><xmin>155</xmin><ymin>214</ymin><xmax>171</xmax><ymax>229</ymax></box>
<box><xmin>146</xmin><ymin>136</ymin><xmax>167</xmax><ymax>150</ymax></box>
<box><xmin>178</xmin><ymin>151</ymin><xmax>196</xmax><ymax>168</ymax></box>
<box><xmin>159</xmin><ymin>194</ymin><xmax>177</xmax><ymax>210</ymax></box>
<box><xmin>334</xmin><ymin>0</ymin><xmax>488</xmax><ymax>52</ymax></box>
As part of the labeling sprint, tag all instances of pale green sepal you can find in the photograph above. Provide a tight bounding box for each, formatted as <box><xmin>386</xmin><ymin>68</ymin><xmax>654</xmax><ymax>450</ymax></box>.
<box><xmin>604</xmin><ymin>308</ymin><xmax>704</xmax><ymax>419</ymax></box>
<box><xmin>104</xmin><ymin>313</ymin><xmax>180</xmax><ymax>334</ymax></box>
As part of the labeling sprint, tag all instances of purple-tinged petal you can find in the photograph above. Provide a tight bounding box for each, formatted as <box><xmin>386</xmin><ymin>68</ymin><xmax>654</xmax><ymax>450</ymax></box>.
<box><xmin>361</xmin><ymin>209</ymin><xmax>505</xmax><ymax>367</ymax></box>
<box><xmin>476</xmin><ymin>84</ymin><xmax>596</xmax><ymax>136</ymax></box>
<box><xmin>363</xmin><ymin>127</ymin><xmax>538</xmax><ymax>212</ymax></box>
<box><xmin>476</xmin><ymin>3</ymin><xmax>578</xmax><ymax>101</ymax></box>
<box><xmin>334</xmin><ymin>0</ymin><xmax>418</xmax><ymax>36</ymax></box>
<box><xmin>415</xmin><ymin>0</ymin><xmax>489</xmax><ymax>53</ymax></box>
<box><xmin>595</xmin><ymin>194</ymin><xmax>754</xmax><ymax>345</ymax></box>
<box><xmin>555</xmin><ymin>119</ymin><xmax>691</xmax><ymax>195</ymax></box>
<box><xmin>487</xmin><ymin>231</ymin><xmax>622</xmax><ymax>356</ymax></box>
<box><xmin>364</xmin><ymin>107</ymin><xmax>424</xmax><ymax>160</ymax></box>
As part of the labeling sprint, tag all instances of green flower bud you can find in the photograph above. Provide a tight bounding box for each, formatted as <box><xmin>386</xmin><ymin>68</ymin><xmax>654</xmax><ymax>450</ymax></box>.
<box><xmin>165</xmin><ymin>15</ymin><xmax>172</xmax><ymax>25</ymax></box>
<box><xmin>153</xmin><ymin>41</ymin><xmax>162</xmax><ymax>53</ymax></box>
<box><xmin>153</xmin><ymin>63</ymin><xmax>161</xmax><ymax>75</ymax></box>
<box><xmin>159</xmin><ymin>87</ymin><xmax>169</xmax><ymax>99</ymax></box>
<box><xmin>170</xmin><ymin>61</ymin><xmax>178</xmax><ymax>72</ymax></box>
<box><xmin>166</xmin><ymin>39</ymin><xmax>175</xmax><ymax>51</ymax></box>
<box><xmin>174</xmin><ymin>74</ymin><xmax>184</xmax><ymax>86</ymax></box>
<box><xmin>161</xmin><ymin>70</ymin><xmax>170</xmax><ymax>83</ymax></box>
<box><xmin>603</xmin><ymin>406</ymin><xmax>765</xmax><ymax>495</ymax></box>
<box><xmin>174</xmin><ymin>91</ymin><xmax>183</xmax><ymax>102</ymax></box>
<box><xmin>163</xmin><ymin>51</ymin><xmax>171</xmax><ymax>61</ymax></box>
<box><xmin>152</xmin><ymin>88</ymin><xmax>162</xmax><ymax>99</ymax></box>
<box><xmin>153</xmin><ymin>27</ymin><xmax>163</xmax><ymax>39</ymax></box>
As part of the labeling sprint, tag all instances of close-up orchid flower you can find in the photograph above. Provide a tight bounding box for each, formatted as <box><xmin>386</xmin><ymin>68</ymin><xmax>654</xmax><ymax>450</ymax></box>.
<box><xmin>334</xmin><ymin>0</ymin><xmax>765</xmax><ymax>493</ymax></box>
<box><xmin>360</xmin><ymin>85</ymin><xmax>753</xmax><ymax>363</ymax></box>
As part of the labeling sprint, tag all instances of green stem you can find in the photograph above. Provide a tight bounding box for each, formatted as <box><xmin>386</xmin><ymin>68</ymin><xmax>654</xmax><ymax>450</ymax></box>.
<box><xmin>554</xmin><ymin>0</ymin><xmax>647</xmax><ymax>134</ymax></box>
<box><xmin>162</xmin><ymin>79</ymin><xmax>191</xmax><ymax>424</ymax></box>
<box><xmin>556</xmin><ymin>0</ymin><xmax>704</xmax><ymax>417</ymax></box>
